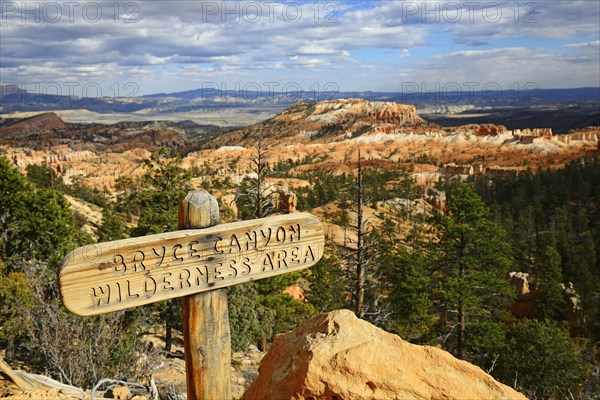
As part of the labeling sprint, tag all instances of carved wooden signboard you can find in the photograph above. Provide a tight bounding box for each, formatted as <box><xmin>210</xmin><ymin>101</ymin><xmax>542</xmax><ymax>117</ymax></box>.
<box><xmin>59</xmin><ymin>212</ymin><xmax>324</xmax><ymax>316</ymax></box>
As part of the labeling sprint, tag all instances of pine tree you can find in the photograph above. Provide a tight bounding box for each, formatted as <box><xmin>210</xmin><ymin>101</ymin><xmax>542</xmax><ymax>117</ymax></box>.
<box><xmin>433</xmin><ymin>182</ymin><xmax>513</xmax><ymax>360</ymax></box>
<box><xmin>1</xmin><ymin>157</ymin><xmax>134</xmax><ymax>377</ymax></box>
<box><xmin>228</xmin><ymin>283</ymin><xmax>275</xmax><ymax>352</ymax></box>
<box><xmin>119</xmin><ymin>147</ymin><xmax>192</xmax><ymax>352</ymax></box>
<box><xmin>0</xmin><ymin>259</ymin><xmax>34</xmax><ymax>360</ymax></box>
<box><xmin>532</xmin><ymin>231</ymin><xmax>566</xmax><ymax>321</ymax></box>
<box><xmin>385</xmin><ymin>245</ymin><xmax>434</xmax><ymax>341</ymax></box>
<box><xmin>305</xmin><ymin>253</ymin><xmax>348</xmax><ymax>313</ymax></box>
<box><xmin>232</xmin><ymin>140</ymin><xmax>314</xmax><ymax>349</ymax></box>
<box><xmin>98</xmin><ymin>207</ymin><xmax>127</xmax><ymax>242</ymax></box>
<box><xmin>0</xmin><ymin>157</ymin><xmax>83</xmax><ymax>270</ymax></box>
<box><xmin>130</xmin><ymin>146</ymin><xmax>191</xmax><ymax>236</ymax></box>
<box><xmin>495</xmin><ymin>319</ymin><xmax>588</xmax><ymax>399</ymax></box>
<box><xmin>25</xmin><ymin>162</ymin><xmax>55</xmax><ymax>189</ymax></box>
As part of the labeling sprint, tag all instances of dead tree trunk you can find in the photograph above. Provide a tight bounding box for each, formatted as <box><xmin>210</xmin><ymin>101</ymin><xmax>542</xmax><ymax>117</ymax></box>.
<box><xmin>355</xmin><ymin>147</ymin><xmax>365</xmax><ymax>319</ymax></box>
<box><xmin>457</xmin><ymin>302</ymin><xmax>465</xmax><ymax>359</ymax></box>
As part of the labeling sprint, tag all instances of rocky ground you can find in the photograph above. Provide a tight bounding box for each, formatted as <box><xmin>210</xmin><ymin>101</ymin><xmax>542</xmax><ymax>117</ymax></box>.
<box><xmin>0</xmin><ymin>331</ymin><xmax>265</xmax><ymax>400</ymax></box>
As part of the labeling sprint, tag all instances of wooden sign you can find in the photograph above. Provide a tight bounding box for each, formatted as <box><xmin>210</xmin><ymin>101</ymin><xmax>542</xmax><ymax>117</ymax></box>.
<box><xmin>59</xmin><ymin>212</ymin><xmax>324</xmax><ymax>316</ymax></box>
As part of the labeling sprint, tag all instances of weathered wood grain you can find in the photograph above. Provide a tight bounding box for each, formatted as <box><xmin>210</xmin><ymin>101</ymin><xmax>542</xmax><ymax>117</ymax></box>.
<box><xmin>179</xmin><ymin>191</ymin><xmax>231</xmax><ymax>400</ymax></box>
<box><xmin>58</xmin><ymin>211</ymin><xmax>324</xmax><ymax>316</ymax></box>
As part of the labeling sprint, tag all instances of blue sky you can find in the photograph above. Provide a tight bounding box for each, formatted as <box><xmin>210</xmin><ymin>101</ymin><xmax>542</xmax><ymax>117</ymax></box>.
<box><xmin>0</xmin><ymin>0</ymin><xmax>599</xmax><ymax>97</ymax></box>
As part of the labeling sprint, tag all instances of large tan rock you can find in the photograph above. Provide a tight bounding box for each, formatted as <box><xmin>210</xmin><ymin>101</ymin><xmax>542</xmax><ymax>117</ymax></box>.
<box><xmin>243</xmin><ymin>310</ymin><xmax>526</xmax><ymax>400</ymax></box>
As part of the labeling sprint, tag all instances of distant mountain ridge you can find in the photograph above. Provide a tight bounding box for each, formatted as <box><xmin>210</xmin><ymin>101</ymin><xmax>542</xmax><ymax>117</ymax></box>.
<box><xmin>2</xmin><ymin>84</ymin><xmax>598</xmax><ymax>112</ymax></box>
<box><xmin>143</xmin><ymin>86</ymin><xmax>600</xmax><ymax>104</ymax></box>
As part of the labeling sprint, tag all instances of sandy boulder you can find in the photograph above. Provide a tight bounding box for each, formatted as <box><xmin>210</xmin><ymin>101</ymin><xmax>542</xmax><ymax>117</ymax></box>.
<box><xmin>110</xmin><ymin>386</ymin><xmax>129</xmax><ymax>400</ymax></box>
<box><xmin>243</xmin><ymin>309</ymin><xmax>526</xmax><ymax>400</ymax></box>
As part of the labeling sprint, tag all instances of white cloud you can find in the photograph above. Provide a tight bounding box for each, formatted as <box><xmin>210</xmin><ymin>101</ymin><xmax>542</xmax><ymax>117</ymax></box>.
<box><xmin>409</xmin><ymin>47</ymin><xmax>600</xmax><ymax>89</ymax></box>
<box><xmin>438</xmin><ymin>48</ymin><xmax>529</xmax><ymax>58</ymax></box>
<box><xmin>0</xmin><ymin>0</ymin><xmax>598</xmax><ymax>93</ymax></box>
<box><xmin>564</xmin><ymin>40</ymin><xmax>600</xmax><ymax>49</ymax></box>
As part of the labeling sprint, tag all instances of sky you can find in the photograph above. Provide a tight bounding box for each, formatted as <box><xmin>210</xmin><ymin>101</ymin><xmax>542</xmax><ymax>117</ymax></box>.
<box><xmin>0</xmin><ymin>0</ymin><xmax>599</xmax><ymax>97</ymax></box>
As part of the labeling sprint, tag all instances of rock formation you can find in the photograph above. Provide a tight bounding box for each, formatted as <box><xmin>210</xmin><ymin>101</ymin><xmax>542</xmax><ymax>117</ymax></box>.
<box><xmin>561</xmin><ymin>282</ymin><xmax>582</xmax><ymax>314</ymax></box>
<box><xmin>425</xmin><ymin>187</ymin><xmax>446</xmax><ymax>212</ymax></box>
<box><xmin>208</xmin><ymin>99</ymin><xmax>435</xmax><ymax>147</ymax></box>
<box><xmin>453</xmin><ymin>123</ymin><xmax>508</xmax><ymax>136</ymax></box>
<box><xmin>243</xmin><ymin>310</ymin><xmax>526</xmax><ymax>400</ymax></box>
<box><xmin>509</xmin><ymin>272</ymin><xmax>531</xmax><ymax>297</ymax></box>
<box><xmin>273</xmin><ymin>189</ymin><xmax>297</xmax><ymax>214</ymax></box>
<box><xmin>507</xmin><ymin>272</ymin><xmax>583</xmax><ymax>319</ymax></box>
<box><xmin>443</xmin><ymin>162</ymin><xmax>476</xmax><ymax>176</ymax></box>
<box><xmin>2</xmin><ymin>99</ymin><xmax>598</xmax><ymax>196</ymax></box>
<box><xmin>508</xmin><ymin>272</ymin><xmax>535</xmax><ymax>319</ymax></box>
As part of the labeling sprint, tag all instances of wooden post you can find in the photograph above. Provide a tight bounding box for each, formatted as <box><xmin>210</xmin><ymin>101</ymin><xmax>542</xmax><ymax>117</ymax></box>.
<box><xmin>179</xmin><ymin>191</ymin><xmax>231</xmax><ymax>400</ymax></box>
<box><xmin>59</xmin><ymin>191</ymin><xmax>324</xmax><ymax>399</ymax></box>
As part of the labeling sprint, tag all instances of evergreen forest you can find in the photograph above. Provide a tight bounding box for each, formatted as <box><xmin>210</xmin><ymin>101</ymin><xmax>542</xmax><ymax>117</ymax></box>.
<box><xmin>1</xmin><ymin>151</ymin><xmax>599</xmax><ymax>399</ymax></box>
